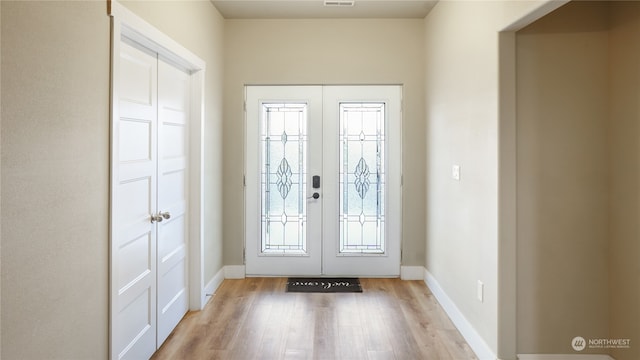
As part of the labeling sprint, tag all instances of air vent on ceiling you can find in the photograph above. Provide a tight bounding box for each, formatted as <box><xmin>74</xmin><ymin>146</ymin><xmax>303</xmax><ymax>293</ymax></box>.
<box><xmin>324</xmin><ymin>0</ymin><xmax>355</xmax><ymax>7</ymax></box>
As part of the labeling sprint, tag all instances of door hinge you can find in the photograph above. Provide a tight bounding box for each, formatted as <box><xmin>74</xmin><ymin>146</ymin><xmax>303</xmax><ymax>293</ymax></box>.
<box><xmin>243</xmin><ymin>247</ymin><xmax>246</xmax><ymax>264</ymax></box>
<box><xmin>243</xmin><ymin>101</ymin><xmax>246</xmax><ymax>112</ymax></box>
<box><xmin>243</xmin><ymin>174</ymin><xmax>246</xmax><ymax>187</ymax></box>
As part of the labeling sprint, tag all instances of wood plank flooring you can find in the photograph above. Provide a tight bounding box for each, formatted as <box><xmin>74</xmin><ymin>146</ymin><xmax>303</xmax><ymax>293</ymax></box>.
<box><xmin>151</xmin><ymin>278</ymin><xmax>478</xmax><ymax>360</ymax></box>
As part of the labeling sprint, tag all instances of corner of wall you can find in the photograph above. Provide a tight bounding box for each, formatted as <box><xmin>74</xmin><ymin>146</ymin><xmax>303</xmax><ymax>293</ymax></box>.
<box><xmin>0</xmin><ymin>0</ymin><xmax>3</xmax><ymax>356</ymax></box>
<box><xmin>423</xmin><ymin>269</ymin><xmax>496</xmax><ymax>360</ymax></box>
<box><xmin>497</xmin><ymin>29</ymin><xmax>518</xmax><ymax>360</ymax></box>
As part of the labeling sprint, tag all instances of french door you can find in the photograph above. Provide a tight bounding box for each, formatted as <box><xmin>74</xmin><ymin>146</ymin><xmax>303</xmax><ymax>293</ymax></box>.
<box><xmin>245</xmin><ymin>85</ymin><xmax>402</xmax><ymax>277</ymax></box>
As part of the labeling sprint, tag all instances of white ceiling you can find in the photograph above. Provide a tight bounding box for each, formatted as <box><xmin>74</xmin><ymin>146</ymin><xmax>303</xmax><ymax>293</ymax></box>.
<box><xmin>211</xmin><ymin>0</ymin><xmax>438</xmax><ymax>19</ymax></box>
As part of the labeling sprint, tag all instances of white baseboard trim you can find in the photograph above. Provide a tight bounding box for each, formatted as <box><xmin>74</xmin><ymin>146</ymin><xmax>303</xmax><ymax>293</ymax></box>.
<box><xmin>424</xmin><ymin>269</ymin><xmax>497</xmax><ymax>360</ymax></box>
<box><xmin>224</xmin><ymin>265</ymin><xmax>246</xmax><ymax>279</ymax></box>
<box><xmin>518</xmin><ymin>355</ymin><xmax>614</xmax><ymax>360</ymax></box>
<box><xmin>400</xmin><ymin>266</ymin><xmax>425</xmax><ymax>280</ymax></box>
<box><xmin>203</xmin><ymin>267</ymin><xmax>225</xmax><ymax>299</ymax></box>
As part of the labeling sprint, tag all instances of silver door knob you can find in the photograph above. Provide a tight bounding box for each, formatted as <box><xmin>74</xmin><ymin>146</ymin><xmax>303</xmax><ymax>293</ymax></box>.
<box><xmin>150</xmin><ymin>214</ymin><xmax>164</xmax><ymax>223</ymax></box>
<box><xmin>159</xmin><ymin>211</ymin><xmax>171</xmax><ymax>220</ymax></box>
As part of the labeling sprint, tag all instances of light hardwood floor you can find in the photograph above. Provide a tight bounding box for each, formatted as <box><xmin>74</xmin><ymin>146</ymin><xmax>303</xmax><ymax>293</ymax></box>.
<box><xmin>151</xmin><ymin>278</ymin><xmax>478</xmax><ymax>360</ymax></box>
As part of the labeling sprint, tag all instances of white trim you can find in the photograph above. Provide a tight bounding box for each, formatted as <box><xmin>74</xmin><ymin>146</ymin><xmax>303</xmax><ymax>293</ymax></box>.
<box><xmin>224</xmin><ymin>265</ymin><xmax>247</xmax><ymax>279</ymax></box>
<box><xmin>108</xmin><ymin>1</ymin><xmax>205</xmax><ymax>71</ymax></box>
<box><xmin>400</xmin><ymin>266</ymin><xmax>424</xmax><ymax>280</ymax></box>
<box><xmin>188</xmin><ymin>69</ymin><xmax>206</xmax><ymax>311</ymax></box>
<box><xmin>424</xmin><ymin>269</ymin><xmax>496</xmax><ymax>360</ymax></box>
<box><xmin>518</xmin><ymin>355</ymin><xmax>615</xmax><ymax>360</ymax></box>
<box><xmin>204</xmin><ymin>268</ymin><xmax>225</xmax><ymax>299</ymax></box>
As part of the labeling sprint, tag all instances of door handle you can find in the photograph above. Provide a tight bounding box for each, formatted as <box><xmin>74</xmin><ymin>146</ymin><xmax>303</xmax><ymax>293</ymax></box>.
<box><xmin>307</xmin><ymin>192</ymin><xmax>320</xmax><ymax>200</ymax></box>
<box><xmin>150</xmin><ymin>212</ymin><xmax>170</xmax><ymax>223</ymax></box>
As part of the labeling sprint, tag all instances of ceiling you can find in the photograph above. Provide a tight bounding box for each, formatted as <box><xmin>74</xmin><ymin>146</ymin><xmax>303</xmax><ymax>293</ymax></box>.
<box><xmin>211</xmin><ymin>0</ymin><xmax>438</xmax><ymax>19</ymax></box>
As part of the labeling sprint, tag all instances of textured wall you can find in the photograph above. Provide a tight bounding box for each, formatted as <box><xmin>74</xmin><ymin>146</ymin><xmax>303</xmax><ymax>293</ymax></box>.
<box><xmin>223</xmin><ymin>19</ymin><xmax>426</xmax><ymax>267</ymax></box>
<box><xmin>1</xmin><ymin>2</ymin><xmax>110</xmax><ymax>358</ymax></box>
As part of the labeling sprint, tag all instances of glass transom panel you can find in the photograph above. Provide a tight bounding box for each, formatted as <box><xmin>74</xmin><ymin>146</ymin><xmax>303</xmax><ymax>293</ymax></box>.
<box><xmin>339</xmin><ymin>103</ymin><xmax>386</xmax><ymax>254</ymax></box>
<box><xmin>261</xmin><ymin>103</ymin><xmax>308</xmax><ymax>255</ymax></box>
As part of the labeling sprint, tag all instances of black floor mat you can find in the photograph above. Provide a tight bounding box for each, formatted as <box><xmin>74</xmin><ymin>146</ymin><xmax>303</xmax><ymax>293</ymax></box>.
<box><xmin>286</xmin><ymin>277</ymin><xmax>363</xmax><ymax>293</ymax></box>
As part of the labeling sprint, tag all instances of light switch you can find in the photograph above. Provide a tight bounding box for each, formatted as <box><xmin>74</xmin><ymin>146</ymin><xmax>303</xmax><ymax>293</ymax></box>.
<box><xmin>452</xmin><ymin>165</ymin><xmax>460</xmax><ymax>181</ymax></box>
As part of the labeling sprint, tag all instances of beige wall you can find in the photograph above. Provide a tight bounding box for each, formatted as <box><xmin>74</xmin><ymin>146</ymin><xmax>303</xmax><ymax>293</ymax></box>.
<box><xmin>423</xmin><ymin>1</ymin><xmax>562</xmax><ymax>358</ymax></box>
<box><xmin>1</xmin><ymin>2</ymin><xmax>110</xmax><ymax>358</ymax></box>
<box><xmin>609</xmin><ymin>3</ymin><xmax>640</xmax><ymax>360</ymax></box>
<box><xmin>516</xmin><ymin>1</ymin><xmax>610</xmax><ymax>354</ymax></box>
<box><xmin>0</xmin><ymin>1</ymin><xmax>224</xmax><ymax>359</ymax></box>
<box><xmin>425</xmin><ymin>1</ymin><xmax>503</xmax><ymax>351</ymax></box>
<box><xmin>0</xmin><ymin>1</ymin><xmax>3</xmax><ymax>355</ymax></box>
<box><xmin>222</xmin><ymin>19</ymin><xmax>426</xmax><ymax>266</ymax></box>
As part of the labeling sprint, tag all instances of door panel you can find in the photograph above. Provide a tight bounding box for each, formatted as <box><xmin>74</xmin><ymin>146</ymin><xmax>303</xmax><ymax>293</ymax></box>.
<box><xmin>245</xmin><ymin>85</ymin><xmax>401</xmax><ymax>277</ymax></box>
<box><xmin>113</xmin><ymin>41</ymin><xmax>158</xmax><ymax>360</ymax></box>
<box><xmin>156</xmin><ymin>60</ymin><xmax>190</xmax><ymax>346</ymax></box>
<box><xmin>119</xmin><ymin>120</ymin><xmax>152</xmax><ymax>162</ymax></box>
<box><xmin>245</xmin><ymin>86</ymin><xmax>323</xmax><ymax>276</ymax></box>
<box><xmin>322</xmin><ymin>86</ymin><xmax>402</xmax><ymax>276</ymax></box>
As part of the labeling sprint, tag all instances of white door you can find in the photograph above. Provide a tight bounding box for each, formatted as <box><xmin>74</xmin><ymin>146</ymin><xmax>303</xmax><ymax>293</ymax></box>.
<box><xmin>245</xmin><ymin>86</ymin><xmax>324</xmax><ymax>276</ymax></box>
<box><xmin>111</xmin><ymin>40</ymin><xmax>189</xmax><ymax>360</ymax></box>
<box><xmin>322</xmin><ymin>86</ymin><xmax>402</xmax><ymax>276</ymax></box>
<box><xmin>245</xmin><ymin>85</ymin><xmax>402</xmax><ymax>277</ymax></box>
<box><xmin>112</xmin><ymin>41</ymin><xmax>158</xmax><ymax>360</ymax></box>
<box><xmin>156</xmin><ymin>60</ymin><xmax>190</xmax><ymax>345</ymax></box>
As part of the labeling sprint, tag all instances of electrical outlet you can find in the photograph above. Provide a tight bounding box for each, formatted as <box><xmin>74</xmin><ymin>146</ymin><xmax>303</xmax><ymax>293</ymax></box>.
<box><xmin>452</xmin><ymin>165</ymin><xmax>461</xmax><ymax>181</ymax></box>
<box><xmin>477</xmin><ymin>281</ymin><xmax>484</xmax><ymax>303</ymax></box>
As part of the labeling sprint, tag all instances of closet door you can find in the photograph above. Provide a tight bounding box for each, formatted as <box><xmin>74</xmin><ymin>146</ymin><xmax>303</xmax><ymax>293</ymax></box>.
<box><xmin>112</xmin><ymin>42</ymin><xmax>190</xmax><ymax>360</ymax></box>
<box><xmin>112</xmin><ymin>40</ymin><xmax>158</xmax><ymax>360</ymax></box>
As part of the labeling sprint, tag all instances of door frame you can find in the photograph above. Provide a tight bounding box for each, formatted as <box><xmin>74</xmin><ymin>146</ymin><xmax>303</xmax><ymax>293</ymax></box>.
<box><xmin>244</xmin><ymin>84</ymin><xmax>403</xmax><ymax>277</ymax></box>
<box><xmin>108</xmin><ymin>0</ymin><xmax>206</xmax><ymax>358</ymax></box>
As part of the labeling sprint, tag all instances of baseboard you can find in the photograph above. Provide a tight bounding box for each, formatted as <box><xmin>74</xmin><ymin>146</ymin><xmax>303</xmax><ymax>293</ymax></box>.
<box><xmin>224</xmin><ymin>265</ymin><xmax>246</xmax><ymax>279</ymax></box>
<box><xmin>424</xmin><ymin>269</ymin><xmax>497</xmax><ymax>360</ymax></box>
<box><xmin>203</xmin><ymin>267</ymin><xmax>225</xmax><ymax>299</ymax></box>
<box><xmin>400</xmin><ymin>266</ymin><xmax>425</xmax><ymax>280</ymax></box>
<box><xmin>518</xmin><ymin>355</ymin><xmax>614</xmax><ymax>360</ymax></box>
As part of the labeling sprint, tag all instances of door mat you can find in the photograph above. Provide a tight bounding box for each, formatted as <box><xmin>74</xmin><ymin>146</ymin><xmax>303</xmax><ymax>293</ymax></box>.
<box><xmin>286</xmin><ymin>278</ymin><xmax>363</xmax><ymax>293</ymax></box>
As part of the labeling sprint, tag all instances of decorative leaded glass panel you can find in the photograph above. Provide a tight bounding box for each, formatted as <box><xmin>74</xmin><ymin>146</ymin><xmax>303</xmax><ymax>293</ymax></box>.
<box><xmin>339</xmin><ymin>103</ymin><xmax>385</xmax><ymax>254</ymax></box>
<box><xmin>261</xmin><ymin>103</ymin><xmax>308</xmax><ymax>254</ymax></box>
